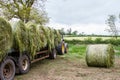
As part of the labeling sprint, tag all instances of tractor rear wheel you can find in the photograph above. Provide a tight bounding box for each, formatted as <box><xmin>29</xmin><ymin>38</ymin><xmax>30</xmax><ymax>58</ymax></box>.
<box><xmin>56</xmin><ymin>42</ymin><xmax>65</xmax><ymax>55</ymax></box>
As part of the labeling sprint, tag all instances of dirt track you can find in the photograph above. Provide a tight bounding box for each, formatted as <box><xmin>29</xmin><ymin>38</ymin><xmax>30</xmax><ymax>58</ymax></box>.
<box><xmin>15</xmin><ymin>55</ymin><xmax>120</xmax><ymax>80</ymax></box>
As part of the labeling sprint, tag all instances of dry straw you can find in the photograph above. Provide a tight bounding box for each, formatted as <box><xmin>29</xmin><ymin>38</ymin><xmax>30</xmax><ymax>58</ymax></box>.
<box><xmin>86</xmin><ymin>44</ymin><xmax>115</xmax><ymax>68</ymax></box>
<box><xmin>0</xmin><ymin>17</ymin><xmax>13</xmax><ymax>61</ymax></box>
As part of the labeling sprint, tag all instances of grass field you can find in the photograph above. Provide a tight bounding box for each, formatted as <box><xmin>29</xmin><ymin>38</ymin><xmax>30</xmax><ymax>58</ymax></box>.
<box><xmin>64</xmin><ymin>36</ymin><xmax>116</xmax><ymax>40</ymax></box>
<box><xmin>67</xmin><ymin>43</ymin><xmax>120</xmax><ymax>57</ymax></box>
<box><xmin>63</xmin><ymin>44</ymin><xmax>86</xmax><ymax>59</ymax></box>
<box><xmin>15</xmin><ymin>43</ymin><xmax>120</xmax><ymax>80</ymax></box>
<box><xmin>15</xmin><ymin>36</ymin><xmax>120</xmax><ymax>80</ymax></box>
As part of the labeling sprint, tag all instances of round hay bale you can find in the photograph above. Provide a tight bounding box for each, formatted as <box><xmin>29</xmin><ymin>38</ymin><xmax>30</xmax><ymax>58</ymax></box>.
<box><xmin>38</xmin><ymin>26</ymin><xmax>55</xmax><ymax>51</ymax></box>
<box><xmin>86</xmin><ymin>44</ymin><xmax>115</xmax><ymax>68</ymax></box>
<box><xmin>38</xmin><ymin>25</ymin><xmax>48</xmax><ymax>48</ymax></box>
<box><xmin>54</xmin><ymin>29</ymin><xmax>62</xmax><ymax>46</ymax></box>
<box><xmin>26</xmin><ymin>22</ymin><xmax>42</xmax><ymax>57</ymax></box>
<box><xmin>12</xmin><ymin>20</ymin><xmax>29</xmax><ymax>53</ymax></box>
<box><xmin>0</xmin><ymin>17</ymin><xmax>13</xmax><ymax>61</ymax></box>
<box><xmin>47</xmin><ymin>27</ymin><xmax>55</xmax><ymax>51</ymax></box>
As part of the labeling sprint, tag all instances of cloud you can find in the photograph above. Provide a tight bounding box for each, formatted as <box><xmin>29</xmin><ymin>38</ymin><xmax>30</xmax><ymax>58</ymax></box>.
<box><xmin>46</xmin><ymin>0</ymin><xmax>120</xmax><ymax>35</ymax></box>
<box><xmin>47</xmin><ymin>20</ymin><xmax>109</xmax><ymax>35</ymax></box>
<box><xmin>46</xmin><ymin>0</ymin><xmax>120</xmax><ymax>24</ymax></box>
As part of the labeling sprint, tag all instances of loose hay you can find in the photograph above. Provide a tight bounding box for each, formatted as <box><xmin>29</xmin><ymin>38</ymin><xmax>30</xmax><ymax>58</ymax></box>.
<box><xmin>86</xmin><ymin>44</ymin><xmax>115</xmax><ymax>68</ymax></box>
<box><xmin>0</xmin><ymin>17</ymin><xmax>13</xmax><ymax>61</ymax></box>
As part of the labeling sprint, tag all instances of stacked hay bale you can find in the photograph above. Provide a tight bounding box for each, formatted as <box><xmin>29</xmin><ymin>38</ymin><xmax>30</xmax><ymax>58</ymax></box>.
<box><xmin>0</xmin><ymin>19</ymin><xmax>61</xmax><ymax>60</ymax></box>
<box><xmin>86</xmin><ymin>44</ymin><xmax>115</xmax><ymax>68</ymax></box>
<box><xmin>38</xmin><ymin>25</ymin><xmax>48</xmax><ymax>48</ymax></box>
<box><xmin>54</xmin><ymin>29</ymin><xmax>62</xmax><ymax>47</ymax></box>
<box><xmin>38</xmin><ymin>26</ymin><xmax>55</xmax><ymax>51</ymax></box>
<box><xmin>25</xmin><ymin>22</ymin><xmax>42</xmax><ymax>57</ymax></box>
<box><xmin>0</xmin><ymin>17</ymin><xmax>13</xmax><ymax>61</ymax></box>
<box><xmin>11</xmin><ymin>21</ymin><xmax>29</xmax><ymax>53</ymax></box>
<box><xmin>47</xmin><ymin>27</ymin><xmax>55</xmax><ymax>51</ymax></box>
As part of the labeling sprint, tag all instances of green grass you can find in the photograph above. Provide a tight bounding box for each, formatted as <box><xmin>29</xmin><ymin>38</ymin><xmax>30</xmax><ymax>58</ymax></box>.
<box><xmin>114</xmin><ymin>46</ymin><xmax>120</xmax><ymax>55</ymax></box>
<box><xmin>63</xmin><ymin>44</ymin><xmax>87</xmax><ymax>59</ymax></box>
<box><xmin>62</xmin><ymin>43</ymin><xmax>120</xmax><ymax>60</ymax></box>
<box><xmin>64</xmin><ymin>36</ymin><xmax>115</xmax><ymax>40</ymax></box>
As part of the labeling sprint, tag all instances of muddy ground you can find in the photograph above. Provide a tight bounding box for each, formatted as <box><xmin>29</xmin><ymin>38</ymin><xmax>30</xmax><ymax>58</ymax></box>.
<box><xmin>15</xmin><ymin>55</ymin><xmax>120</xmax><ymax>80</ymax></box>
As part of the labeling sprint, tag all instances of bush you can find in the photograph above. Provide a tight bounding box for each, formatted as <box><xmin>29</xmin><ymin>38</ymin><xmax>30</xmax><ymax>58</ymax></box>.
<box><xmin>84</xmin><ymin>37</ymin><xmax>93</xmax><ymax>44</ymax></box>
<box><xmin>65</xmin><ymin>38</ymin><xmax>120</xmax><ymax>46</ymax></box>
<box><xmin>94</xmin><ymin>38</ymin><xmax>103</xmax><ymax>44</ymax></box>
<box><xmin>105</xmin><ymin>39</ymin><xmax>120</xmax><ymax>46</ymax></box>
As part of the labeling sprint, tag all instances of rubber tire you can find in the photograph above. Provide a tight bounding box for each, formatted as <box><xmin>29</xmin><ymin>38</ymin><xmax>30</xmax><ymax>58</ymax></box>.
<box><xmin>56</xmin><ymin>42</ymin><xmax>65</xmax><ymax>55</ymax></box>
<box><xmin>49</xmin><ymin>49</ymin><xmax>57</xmax><ymax>59</ymax></box>
<box><xmin>18</xmin><ymin>54</ymin><xmax>30</xmax><ymax>74</ymax></box>
<box><xmin>0</xmin><ymin>58</ymin><xmax>15</xmax><ymax>80</ymax></box>
<box><xmin>65</xmin><ymin>43</ymin><xmax>68</xmax><ymax>53</ymax></box>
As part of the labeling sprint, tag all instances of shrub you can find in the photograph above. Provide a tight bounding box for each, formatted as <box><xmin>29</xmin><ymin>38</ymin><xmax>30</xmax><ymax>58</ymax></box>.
<box><xmin>84</xmin><ymin>37</ymin><xmax>93</xmax><ymax>44</ymax></box>
<box><xmin>94</xmin><ymin>38</ymin><xmax>103</xmax><ymax>44</ymax></box>
<box><xmin>65</xmin><ymin>38</ymin><xmax>120</xmax><ymax>46</ymax></box>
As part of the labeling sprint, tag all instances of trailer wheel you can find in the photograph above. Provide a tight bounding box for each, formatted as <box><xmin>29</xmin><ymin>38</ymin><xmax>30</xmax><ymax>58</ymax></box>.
<box><xmin>65</xmin><ymin>43</ymin><xmax>68</xmax><ymax>53</ymax></box>
<box><xmin>0</xmin><ymin>57</ymin><xmax>15</xmax><ymax>80</ymax></box>
<box><xmin>49</xmin><ymin>49</ymin><xmax>57</xmax><ymax>59</ymax></box>
<box><xmin>18</xmin><ymin>54</ymin><xmax>30</xmax><ymax>74</ymax></box>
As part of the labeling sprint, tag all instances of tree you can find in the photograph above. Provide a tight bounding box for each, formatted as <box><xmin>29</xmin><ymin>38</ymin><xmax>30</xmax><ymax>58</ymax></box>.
<box><xmin>72</xmin><ymin>30</ymin><xmax>78</xmax><ymax>35</ymax></box>
<box><xmin>79</xmin><ymin>32</ymin><xmax>85</xmax><ymax>36</ymax></box>
<box><xmin>0</xmin><ymin>0</ymin><xmax>48</xmax><ymax>24</ymax></box>
<box><xmin>67</xmin><ymin>28</ymin><xmax>72</xmax><ymax>35</ymax></box>
<box><xmin>106</xmin><ymin>15</ymin><xmax>118</xmax><ymax>39</ymax></box>
<box><xmin>59</xmin><ymin>28</ymin><xmax>65</xmax><ymax>35</ymax></box>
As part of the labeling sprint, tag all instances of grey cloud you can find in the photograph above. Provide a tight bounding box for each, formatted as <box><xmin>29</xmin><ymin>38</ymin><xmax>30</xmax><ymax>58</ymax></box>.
<box><xmin>46</xmin><ymin>0</ymin><xmax>120</xmax><ymax>25</ymax></box>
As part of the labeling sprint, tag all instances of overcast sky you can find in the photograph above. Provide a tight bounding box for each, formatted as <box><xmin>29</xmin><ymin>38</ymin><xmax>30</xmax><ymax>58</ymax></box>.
<box><xmin>45</xmin><ymin>0</ymin><xmax>120</xmax><ymax>35</ymax></box>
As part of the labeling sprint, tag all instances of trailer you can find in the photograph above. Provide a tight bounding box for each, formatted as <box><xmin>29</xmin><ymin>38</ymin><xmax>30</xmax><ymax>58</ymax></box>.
<box><xmin>0</xmin><ymin>18</ymin><xmax>68</xmax><ymax>80</ymax></box>
<box><xmin>0</xmin><ymin>40</ymin><xmax>68</xmax><ymax>80</ymax></box>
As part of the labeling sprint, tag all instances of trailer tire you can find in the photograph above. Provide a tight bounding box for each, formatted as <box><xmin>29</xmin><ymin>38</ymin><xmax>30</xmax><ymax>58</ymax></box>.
<box><xmin>49</xmin><ymin>49</ymin><xmax>57</xmax><ymax>59</ymax></box>
<box><xmin>18</xmin><ymin>54</ymin><xmax>30</xmax><ymax>74</ymax></box>
<box><xmin>0</xmin><ymin>57</ymin><xmax>15</xmax><ymax>80</ymax></box>
<box><xmin>56</xmin><ymin>42</ymin><xmax>65</xmax><ymax>55</ymax></box>
<box><xmin>65</xmin><ymin>43</ymin><xmax>68</xmax><ymax>53</ymax></box>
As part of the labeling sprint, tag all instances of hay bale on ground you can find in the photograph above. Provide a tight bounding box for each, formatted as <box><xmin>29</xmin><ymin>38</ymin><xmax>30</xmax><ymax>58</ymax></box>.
<box><xmin>86</xmin><ymin>44</ymin><xmax>115</xmax><ymax>68</ymax></box>
<box><xmin>0</xmin><ymin>17</ymin><xmax>13</xmax><ymax>61</ymax></box>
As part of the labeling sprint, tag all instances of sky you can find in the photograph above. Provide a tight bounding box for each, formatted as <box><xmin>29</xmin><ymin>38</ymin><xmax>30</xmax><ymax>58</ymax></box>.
<box><xmin>45</xmin><ymin>0</ymin><xmax>120</xmax><ymax>35</ymax></box>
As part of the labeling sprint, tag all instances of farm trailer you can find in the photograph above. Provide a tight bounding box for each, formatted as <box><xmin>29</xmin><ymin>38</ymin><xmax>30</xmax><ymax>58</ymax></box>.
<box><xmin>1</xmin><ymin>40</ymin><xmax>68</xmax><ymax>80</ymax></box>
<box><xmin>0</xmin><ymin>18</ymin><xmax>68</xmax><ymax>80</ymax></box>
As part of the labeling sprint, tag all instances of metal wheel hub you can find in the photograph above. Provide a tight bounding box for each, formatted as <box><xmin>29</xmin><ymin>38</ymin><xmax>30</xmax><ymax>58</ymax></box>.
<box><xmin>3</xmin><ymin>63</ymin><xmax>13</xmax><ymax>79</ymax></box>
<box><xmin>22</xmin><ymin>59</ymin><xmax>28</xmax><ymax>70</ymax></box>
